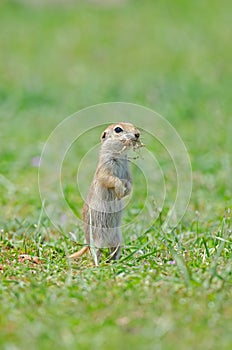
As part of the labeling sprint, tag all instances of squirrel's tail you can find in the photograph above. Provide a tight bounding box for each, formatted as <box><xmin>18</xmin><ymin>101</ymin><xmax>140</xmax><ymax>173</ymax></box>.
<box><xmin>69</xmin><ymin>246</ymin><xmax>89</xmax><ymax>259</ymax></box>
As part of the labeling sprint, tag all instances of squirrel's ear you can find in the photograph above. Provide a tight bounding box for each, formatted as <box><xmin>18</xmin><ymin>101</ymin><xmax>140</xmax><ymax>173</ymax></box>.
<box><xmin>101</xmin><ymin>131</ymin><xmax>107</xmax><ymax>142</ymax></box>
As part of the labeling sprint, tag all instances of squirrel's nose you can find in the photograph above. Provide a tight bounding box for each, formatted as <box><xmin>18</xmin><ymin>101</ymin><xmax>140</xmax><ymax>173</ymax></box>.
<box><xmin>134</xmin><ymin>133</ymin><xmax>140</xmax><ymax>139</ymax></box>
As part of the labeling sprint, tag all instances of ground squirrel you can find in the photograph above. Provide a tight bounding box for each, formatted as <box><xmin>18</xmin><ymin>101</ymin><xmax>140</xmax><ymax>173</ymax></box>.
<box><xmin>69</xmin><ymin>122</ymin><xmax>143</xmax><ymax>265</ymax></box>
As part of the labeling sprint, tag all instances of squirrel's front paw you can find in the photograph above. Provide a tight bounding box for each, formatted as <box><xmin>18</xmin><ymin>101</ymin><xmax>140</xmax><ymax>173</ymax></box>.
<box><xmin>115</xmin><ymin>179</ymin><xmax>132</xmax><ymax>199</ymax></box>
<box><xmin>122</xmin><ymin>180</ymin><xmax>132</xmax><ymax>196</ymax></box>
<box><xmin>115</xmin><ymin>180</ymin><xmax>126</xmax><ymax>199</ymax></box>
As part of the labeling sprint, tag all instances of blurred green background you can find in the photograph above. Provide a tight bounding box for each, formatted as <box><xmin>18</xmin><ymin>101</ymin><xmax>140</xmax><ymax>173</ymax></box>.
<box><xmin>0</xmin><ymin>0</ymin><xmax>231</xmax><ymax>221</ymax></box>
<box><xmin>0</xmin><ymin>1</ymin><xmax>231</xmax><ymax>349</ymax></box>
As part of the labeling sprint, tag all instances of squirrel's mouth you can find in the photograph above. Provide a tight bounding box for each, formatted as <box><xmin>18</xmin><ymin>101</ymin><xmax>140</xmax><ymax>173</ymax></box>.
<box><xmin>132</xmin><ymin>139</ymin><xmax>145</xmax><ymax>150</ymax></box>
<box><xmin>121</xmin><ymin>138</ymin><xmax>145</xmax><ymax>150</ymax></box>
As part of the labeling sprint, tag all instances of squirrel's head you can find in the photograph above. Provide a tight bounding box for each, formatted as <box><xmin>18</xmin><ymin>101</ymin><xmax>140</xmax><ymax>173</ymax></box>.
<box><xmin>100</xmin><ymin>122</ymin><xmax>142</xmax><ymax>154</ymax></box>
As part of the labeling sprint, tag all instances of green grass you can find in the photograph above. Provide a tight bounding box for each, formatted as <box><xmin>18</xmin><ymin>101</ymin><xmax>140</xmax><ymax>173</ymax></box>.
<box><xmin>0</xmin><ymin>0</ymin><xmax>231</xmax><ymax>349</ymax></box>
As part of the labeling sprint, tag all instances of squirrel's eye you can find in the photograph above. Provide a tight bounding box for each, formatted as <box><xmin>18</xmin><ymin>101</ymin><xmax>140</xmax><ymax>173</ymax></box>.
<box><xmin>114</xmin><ymin>126</ymin><xmax>123</xmax><ymax>133</ymax></box>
